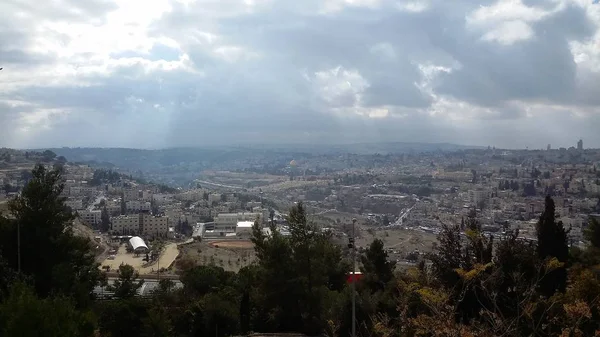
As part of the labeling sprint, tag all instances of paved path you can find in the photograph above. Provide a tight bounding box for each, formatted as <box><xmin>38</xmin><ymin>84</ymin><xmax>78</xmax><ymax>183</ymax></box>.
<box><xmin>138</xmin><ymin>242</ymin><xmax>179</xmax><ymax>274</ymax></box>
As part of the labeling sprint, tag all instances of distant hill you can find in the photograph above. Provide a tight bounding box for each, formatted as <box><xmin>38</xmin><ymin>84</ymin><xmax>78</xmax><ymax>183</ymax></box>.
<box><xmin>35</xmin><ymin>143</ymin><xmax>483</xmax><ymax>186</ymax></box>
<box><xmin>42</xmin><ymin>141</ymin><xmax>481</xmax><ymax>163</ymax></box>
<box><xmin>235</xmin><ymin>141</ymin><xmax>485</xmax><ymax>154</ymax></box>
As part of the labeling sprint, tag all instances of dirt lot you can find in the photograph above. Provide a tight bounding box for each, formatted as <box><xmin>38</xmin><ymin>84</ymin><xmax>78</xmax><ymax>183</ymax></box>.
<box><xmin>355</xmin><ymin>227</ymin><xmax>438</xmax><ymax>263</ymax></box>
<box><xmin>176</xmin><ymin>228</ymin><xmax>438</xmax><ymax>273</ymax></box>
<box><xmin>177</xmin><ymin>240</ymin><xmax>256</xmax><ymax>272</ymax></box>
<box><xmin>100</xmin><ymin>242</ymin><xmax>180</xmax><ymax>275</ymax></box>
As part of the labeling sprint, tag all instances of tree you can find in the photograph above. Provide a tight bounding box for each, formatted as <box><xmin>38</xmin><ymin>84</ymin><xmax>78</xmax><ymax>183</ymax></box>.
<box><xmin>100</xmin><ymin>206</ymin><xmax>111</xmax><ymax>232</ymax></box>
<box><xmin>3</xmin><ymin>164</ymin><xmax>102</xmax><ymax>306</ymax></box>
<box><xmin>360</xmin><ymin>238</ymin><xmax>396</xmax><ymax>292</ymax></box>
<box><xmin>536</xmin><ymin>195</ymin><xmax>569</xmax><ymax>296</ymax></box>
<box><xmin>250</xmin><ymin>202</ymin><xmax>348</xmax><ymax>334</ymax></box>
<box><xmin>584</xmin><ymin>217</ymin><xmax>600</xmax><ymax>250</ymax></box>
<box><xmin>430</xmin><ymin>223</ymin><xmax>463</xmax><ymax>288</ymax></box>
<box><xmin>41</xmin><ymin>150</ymin><xmax>56</xmax><ymax>162</ymax></box>
<box><xmin>107</xmin><ymin>264</ymin><xmax>144</xmax><ymax>300</ymax></box>
<box><xmin>0</xmin><ymin>282</ymin><xmax>95</xmax><ymax>337</ymax></box>
<box><xmin>120</xmin><ymin>192</ymin><xmax>127</xmax><ymax>215</ymax></box>
<box><xmin>98</xmin><ymin>299</ymin><xmax>149</xmax><ymax>337</ymax></box>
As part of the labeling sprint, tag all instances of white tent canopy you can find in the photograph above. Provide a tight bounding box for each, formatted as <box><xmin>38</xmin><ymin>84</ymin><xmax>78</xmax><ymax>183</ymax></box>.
<box><xmin>129</xmin><ymin>236</ymin><xmax>148</xmax><ymax>253</ymax></box>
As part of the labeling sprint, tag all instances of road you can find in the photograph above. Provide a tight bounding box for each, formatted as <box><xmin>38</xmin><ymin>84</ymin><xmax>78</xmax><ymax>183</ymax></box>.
<box><xmin>88</xmin><ymin>193</ymin><xmax>106</xmax><ymax>211</ymax></box>
<box><xmin>195</xmin><ymin>180</ymin><xmax>243</xmax><ymax>190</ymax></box>
<box><xmin>94</xmin><ymin>278</ymin><xmax>183</xmax><ymax>298</ymax></box>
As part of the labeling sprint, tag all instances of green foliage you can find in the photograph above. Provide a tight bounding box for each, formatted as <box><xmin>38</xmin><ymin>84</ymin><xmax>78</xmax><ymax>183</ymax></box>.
<box><xmin>0</xmin><ymin>282</ymin><xmax>95</xmax><ymax>337</ymax></box>
<box><xmin>584</xmin><ymin>217</ymin><xmax>600</xmax><ymax>249</ymax></box>
<box><xmin>6</xmin><ymin>165</ymin><xmax>600</xmax><ymax>337</ymax></box>
<box><xmin>89</xmin><ymin>169</ymin><xmax>122</xmax><ymax>186</ymax></box>
<box><xmin>108</xmin><ymin>264</ymin><xmax>144</xmax><ymax>300</ymax></box>
<box><xmin>250</xmin><ymin>202</ymin><xmax>350</xmax><ymax>334</ymax></box>
<box><xmin>2</xmin><ymin>164</ymin><xmax>102</xmax><ymax>306</ymax></box>
<box><xmin>360</xmin><ymin>238</ymin><xmax>396</xmax><ymax>293</ymax></box>
<box><xmin>536</xmin><ymin>196</ymin><xmax>569</xmax><ymax>296</ymax></box>
<box><xmin>100</xmin><ymin>206</ymin><xmax>110</xmax><ymax>232</ymax></box>
<box><xmin>98</xmin><ymin>299</ymin><xmax>150</xmax><ymax>337</ymax></box>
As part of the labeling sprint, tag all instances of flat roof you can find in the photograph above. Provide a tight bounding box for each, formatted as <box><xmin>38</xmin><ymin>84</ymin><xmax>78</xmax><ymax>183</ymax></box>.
<box><xmin>237</xmin><ymin>221</ymin><xmax>254</xmax><ymax>228</ymax></box>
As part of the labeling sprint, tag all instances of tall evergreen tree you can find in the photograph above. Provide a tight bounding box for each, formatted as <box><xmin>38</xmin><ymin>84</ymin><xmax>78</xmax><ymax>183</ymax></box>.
<box><xmin>120</xmin><ymin>192</ymin><xmax>127</xmax><ymax>215</ymax></box>
<box><xmin>584</xmin><ymin>217</ymin><xmax>600</xmax><ymax>249</ymax></box>
<box><xmin>3</xmin><ymin>164</ymin><xmax>102</xmax><ymax>306</ymax></box>
<box><xmin>360</xmin><ymin>238</ymin><xmax>396</xmax><ymax>293</ymax></box>
<box><xmin>536</xmin><ymin>195</ymin><xmax>569</xmax><ymax>296</ymax></box>
<box><xmin>100</xmin><ymin>206</ymin><xmax>111</xmax><ymax>232</ymax></box>
<box><xmin>430</xmin><ymin>223</ymin><xmax>463</xmax><ymax>288</ymax></box>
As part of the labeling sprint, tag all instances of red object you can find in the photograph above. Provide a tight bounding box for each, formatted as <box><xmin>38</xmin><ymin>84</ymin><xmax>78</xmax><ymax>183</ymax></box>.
<box><xmin>346</xmin><ymin>272</ymin><xmax>363</xmax><ymax>283</ymax></box>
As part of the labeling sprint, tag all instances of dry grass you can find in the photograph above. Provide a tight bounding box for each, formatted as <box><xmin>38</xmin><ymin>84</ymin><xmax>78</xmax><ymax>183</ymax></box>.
<box><xmin>177</xmin><ymin>240</ymin><xmax>256</xmax><ymax>272</ymax></box>
<box><xmin>209</xmin><ymin>240</ymin><xmax>254</xmax><ymax>249</ymax></box>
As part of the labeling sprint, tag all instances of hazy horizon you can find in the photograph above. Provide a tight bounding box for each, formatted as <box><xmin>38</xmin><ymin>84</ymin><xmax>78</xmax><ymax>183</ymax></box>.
<box><xmin>2</xmin><ymin>0</ymin><xmax>600</xmax><ymax>149</ymax></box>
<box><xmin>9</xmin><ymin>140</ymin><xmax>593</xmax><ymax>152</ymax></box>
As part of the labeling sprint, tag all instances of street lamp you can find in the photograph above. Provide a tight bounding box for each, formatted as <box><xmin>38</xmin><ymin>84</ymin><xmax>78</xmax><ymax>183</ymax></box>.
<box><xmin>350</xmin><ymin>218</ymin><xmax>357</xmax><ymax>337</ymax></box>
<box><xmin>17</xmin><ymin>222</ymin><xmax>20</xmax><ymax>272</ymax></box>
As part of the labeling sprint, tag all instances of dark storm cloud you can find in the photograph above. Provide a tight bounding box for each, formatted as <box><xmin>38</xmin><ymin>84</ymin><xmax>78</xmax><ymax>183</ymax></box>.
<box><xmin>434</xmin><ymin>3</ymin><xmax>596</xmax><ymax>108</ymax></box>
<box><xmin>2</xmin><ymin>0</ymin><xmax>600</xmax><ymax>149</ymax></box>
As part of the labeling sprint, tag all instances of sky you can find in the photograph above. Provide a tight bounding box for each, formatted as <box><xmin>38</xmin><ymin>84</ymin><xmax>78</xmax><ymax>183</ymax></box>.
<box><xmin>1</xmin><ymin>0</ymin><xmax>600</xmax><ymax>149</ymax></box>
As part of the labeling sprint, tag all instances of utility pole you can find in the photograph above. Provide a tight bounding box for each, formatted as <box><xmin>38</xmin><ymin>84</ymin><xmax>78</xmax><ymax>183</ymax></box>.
<box><xmin>17</xmin><ymin>223</ymin><xmax>21</xmax><ymax>273</ymax></box>
<box><xmin>351</xmin><ymin>217</ymin><xmax>357</xmax><ymax>337</ymax></box>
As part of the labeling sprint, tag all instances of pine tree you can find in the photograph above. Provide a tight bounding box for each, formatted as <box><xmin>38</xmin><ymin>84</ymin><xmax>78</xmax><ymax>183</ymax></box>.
<box><xmin>100</xmin><ymin>206</ymin><xmax>111</xmax><ymax>232</ymax></box>
<box><xmin>536</xmin><ymin>196</ymin><xmax>569</xmax><ymax>296</ymax></box>
<box><xmin>108</xmin><ymin>264</ymin><xmax>144</xmax><ymax>300</ymax></box>
<box><xmin>360</xmin><ymin>238</ymin><xmax>396</xmax><ymax>292</ymax></box>
<box><xmin>120</xmin><ymin>192</ymin><xmax>127</xmax><ymax>215</ymax></box>
<box><xmin>3</xmin><ymin>164</ymin><xmax>102</xmax><ymax>306</ymax></box>
<box><xmin>584</xmin><ymin>217</ymin><xmax>600</xmax><ymax>249</ymax></box>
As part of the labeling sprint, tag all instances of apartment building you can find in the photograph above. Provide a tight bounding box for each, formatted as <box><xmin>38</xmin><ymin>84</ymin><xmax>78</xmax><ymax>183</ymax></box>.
<box><xmin>111</xmin><ymin>215</ymin><xmax>140</xmax><ymax>235</ymax></box>
<box><xmin>69</xmin><ymin>186</ymin><xmax>95</xmax><ymax>197</ymax></box>
<box><xmin>126</xmin><ymin>200</ymin><xmax>151</xmax><ymax>213</ymax></box>
<box><xmin>152</xmin><ymin>194</ymin><xmax>172</xmax><ymax>205</ymax></box>
<box><xmin>469</xmin><ymin>189</ymin><xmax>490</xmax><ymax>206</ymax></box>
<box><xmin>208</xmin><ymin>193</ymin><xmax>222</xmax><ymax>204</ymax></box>
<box><xmin>78</xmin><ymin>210</ymin><xmax>101</xmax><ymax>226</ymax></box>
<box><xmin>140</xmin><ymin>213</ymin><xmax>169</xmax><ymax>237</ymax></box>
<box><xmin>123</xmin><ymin>189</ymin><xmax>141</xmax><ymax>201</ymax></box>
<box><xmin>212</xmin><ymin>212</ymin><xmax>263</xmax><ymax>234</ymax></box>
<box><xmin>64</xmin><ymin>198</ymin><xmax>83</xmax><ymax>210</ymax></box>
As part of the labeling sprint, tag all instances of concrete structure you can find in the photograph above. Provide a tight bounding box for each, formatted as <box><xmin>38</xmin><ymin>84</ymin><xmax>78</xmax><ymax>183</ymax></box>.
<box><xmin>69</xmin><ymin>186</ymin><xmax>95</xmax><ymax>197</ymax></box>
<box><xmin>140</xmin><ymin>213</ymin><xmax>169</xmax><ymax>237</ymax></box>
<box><xmin>469</xmin><ymin>189</ymin><xmax>490</xmax><ymax>206</ymax></box>
<box><xmin>126</xmin><ymin>200</ymin><xmax>151</xmax><ymax>213</ymax></box>
<box><xmin>64</xmin><ymin>198</ymin><xmax>83</xmax><ymax>210</ymax></box>
<box><xmin>111</xmin><ymin>215</ymin><xmax>140</xmax><ymax>235</ymax></box>
<box><xmin>128</xmin><ymin>236</ymin><xmax>149</xmax><ymax>254</ymax></box>
<box><xmin>208</xmin><ymin>193</ymin><xmax>222</xmax><ymax>204</ymax></box>
<box><xmin>152</xmin><ymin>194</ymin><xmax>171</xmax><ymax>205</ymax></box>
<box><xmin>78</xmin><ymin>209</ymin><xmax>101</xmax><ymax>226</ymax></box>
<box><xmin>212</xmin><ymin>212</ymin><xmax>262</xmax><ymax>235</ymax></box>
<box><xmin>236</xmin><ymin>221</ymin><xmax>254</xmax><ymax>236</ymax></box>
<box><xmin>123</xmin><ymin>189</ymin><xmax>140</xmax><ymax>201</ymax></box>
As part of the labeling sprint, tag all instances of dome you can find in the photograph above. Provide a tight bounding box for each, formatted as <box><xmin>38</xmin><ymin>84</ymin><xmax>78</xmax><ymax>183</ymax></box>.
<box><xmin>289</xmin><ymin>160</ymin><xmax>298</xmax><ymax>167</ymax></box>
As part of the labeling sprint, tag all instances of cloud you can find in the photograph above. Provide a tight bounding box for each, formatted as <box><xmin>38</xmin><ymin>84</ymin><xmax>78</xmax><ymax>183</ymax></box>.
<box><xmin>1</xmin><ymin>0</ymin><xmax>600</xmax><ymax>149</ymax></box>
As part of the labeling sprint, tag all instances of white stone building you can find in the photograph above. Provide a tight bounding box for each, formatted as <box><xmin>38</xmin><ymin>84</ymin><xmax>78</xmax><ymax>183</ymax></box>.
<box><xmin>111</xmin><ymin>215</ymin><xmax>140</xmax><ymax>234</ymax></box>
<box><xmin>78</xmin><ymin>209</ymin><xmax>101</xmax><ymax>226</ymax></box>
<box><xmin>140</xmin><ymin>213</ymin><xmax>169</xmax><ymax>237</ymax></box>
